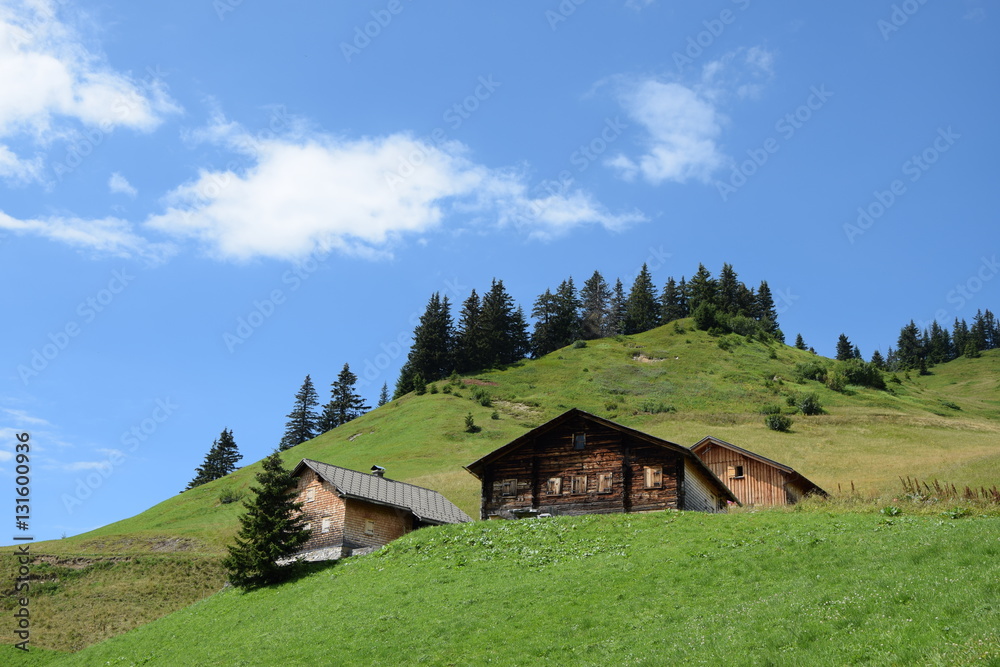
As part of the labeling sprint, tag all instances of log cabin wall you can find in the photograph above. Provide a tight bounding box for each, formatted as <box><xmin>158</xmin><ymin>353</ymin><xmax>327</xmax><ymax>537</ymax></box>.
<box><xmin>696</xmin><ymin>444</ymin><xmax>790</xmax><ymax>506</ymax></box>
<box><xmin>342</xmin><ymin>498</ymin><xmax>413</xmax><ymax>550</ymax></box>
<box><xmin>480</xmin><ymin>416</ymin><xmax>687</xmax><ymax>517</ymax></box>
<box><xmin>295</xmin><ymin>468</ymin><xmax>348</xmax><ymax>551</ymax></box>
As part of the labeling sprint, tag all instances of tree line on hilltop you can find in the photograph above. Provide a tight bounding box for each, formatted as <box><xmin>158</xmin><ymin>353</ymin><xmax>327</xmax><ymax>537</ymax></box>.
<box><xmin>394</xmin><ymin>262</ymin><xmax>783</xmax><ymax>396</ymax></box>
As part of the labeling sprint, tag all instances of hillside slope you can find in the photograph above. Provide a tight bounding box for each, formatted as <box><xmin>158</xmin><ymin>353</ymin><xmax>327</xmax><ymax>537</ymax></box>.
<box><xmin>46</xmin><ymin>510</ymin><xmax>1000</xmax><ymax>666</ymax></box>
<box><xmin>4</xmin><ymin>323</ymin><xmax>998</xmax><ymax>653</ymax></box>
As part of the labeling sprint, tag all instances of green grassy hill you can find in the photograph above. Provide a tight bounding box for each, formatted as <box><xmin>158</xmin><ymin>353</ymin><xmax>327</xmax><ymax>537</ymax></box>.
<box><xmin>4</xmin><ymin>321</ymin><xmax>999</xmax><ymax>654</ymax></box>
<box><xmin>35</xmin><ymin>509</ymin><xmax>1000</xmax><ymax>666</ymax></box>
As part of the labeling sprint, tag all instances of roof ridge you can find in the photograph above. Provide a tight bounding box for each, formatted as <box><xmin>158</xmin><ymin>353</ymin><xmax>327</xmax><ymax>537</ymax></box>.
<box><xmin>301</xmin><ymin>458</ymin><xmax>451</xmax><ymax>497</ymax></box>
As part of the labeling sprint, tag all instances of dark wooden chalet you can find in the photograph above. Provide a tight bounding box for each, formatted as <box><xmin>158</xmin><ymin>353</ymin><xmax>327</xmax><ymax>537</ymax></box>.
<box><xmin>290</xmin><ymin>459</ymin><xmax>471</xmax><ymax>560</ymax></box>
<box><xmin>691</xmin><ymin>436</ymin><xmax>827</xmax><ymax>506</ymax></box>
<box><xmin>464</xmin><ymin>409</ymin><xmax>738</xmax><ymax>519</ymax></box>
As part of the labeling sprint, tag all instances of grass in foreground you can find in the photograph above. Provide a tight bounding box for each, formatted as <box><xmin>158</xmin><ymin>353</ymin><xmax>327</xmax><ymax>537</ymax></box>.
<box><xmin>52</xmin><ymin>508</ymin><xmax>1000</xmax><ymax>666</ymax></box>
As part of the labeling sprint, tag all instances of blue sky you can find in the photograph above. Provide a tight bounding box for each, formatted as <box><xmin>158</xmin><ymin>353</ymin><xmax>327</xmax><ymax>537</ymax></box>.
<box><xmin>1</xmin><ymin>0</ymin><xmax>996</xmax><ymax>544</ymax></box>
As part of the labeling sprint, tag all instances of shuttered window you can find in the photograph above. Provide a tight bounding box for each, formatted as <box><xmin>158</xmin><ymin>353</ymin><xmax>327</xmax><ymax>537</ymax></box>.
<box><xmin>573</xmin><ymin>433</ymin><xmax>586</xmax><ymax>450</ymax></box>
<box><xmin>728</xmin><ymin>465</ymin><xmax>744</xmax><ymax>478</ymax></box>
<box><xmin>321</xmin><ymin>517</ymin><xmax>331</xmax><ymax>533</ymax></box>
<box><xmin>644</xmin><ymin>466</ymin><xmax>663</xmax><ymax>489</ymax></box>
<box><xmin>500</xmin><ymin>479</ymin><xmax>517</xmax><ymax>497</ymax></box>
<box><xmin>570</xmin><ymin>475</ymin><xmax>588</xmax><ymax>494</ymax></box>
<box><xmin>364</xmin><ymin>520</ymin><xmax>375</xmax><ymax>536</ymax></box>
<box><xmin>306</xmin><ymin>487</ymin><xmax>316</xmax><ymax>502</ymax></box>
<box><xmin>598</xmin><ymin>473</ymin><xmax>613</xmax><ymax>494</ymax></box>
<box><xmin>547</xmin><ymin>477</ymin><xmax>562</xmax><ymax>495</ymax></box>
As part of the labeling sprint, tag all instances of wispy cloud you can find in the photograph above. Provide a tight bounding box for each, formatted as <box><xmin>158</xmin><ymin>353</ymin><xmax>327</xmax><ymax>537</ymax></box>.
<box><xmin>0</xmin><ymin>210</ymin><xmax>173</xmax><ymax>263</ymax></box>
<box><xmin>0</xmin><ymin>0</ymin><xmax>180</xmax><ymax>184</ymax></box>
<box><xmin>606</xmin><ymin>47</ymin><xmax>775</xmax><ymax>185</ymax></box>
<box><xmin>108</xmin><ymin>172</ymin><xmax>137</xmax><ymax>197</ymax></box>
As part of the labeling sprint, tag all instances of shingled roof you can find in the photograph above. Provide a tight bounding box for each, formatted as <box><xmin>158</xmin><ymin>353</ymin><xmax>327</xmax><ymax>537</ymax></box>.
<box><xmin>292</xmin><ymin>459</ymin><xmax>472</xmax><ymax>525</ymax></box>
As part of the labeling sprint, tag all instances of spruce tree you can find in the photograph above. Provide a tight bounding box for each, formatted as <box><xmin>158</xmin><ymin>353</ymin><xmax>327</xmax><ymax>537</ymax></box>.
<box><xmin>480</xmin><ymin>279</ymin><xmax>528</xmax><ymax>366</ymax></box>
<box><xmin>279</xmin><ymin>375</ymin><xmax>320</xmax><ymax>449</ymax></box>
<box><xmin>609</xmin><ymin>278</ymin><xmax>628</xmax><ymax>335</ymax></box>
<box><xmin>755</xmin><ymin>281</ymin><xmax>781</xmax><ymax>339</ymax></box>
<box><xmin>580</xmin><ymin>270</ymin><xmax>612</xmax><ymax>339</ymax></box>
<box><xmin>716</xmin><ymin>263</ymin><xmax>740</xmax><ymax>314</ymax></box>
<box><xmin>896</xmin><ymin>320</ymin><xmax>924</xmax><ymax>370</ymax></box>
<box><xmin>686</xmin><ymin>264</ymin><xmax>717</xmax><ymax>313</ymax></box>
<box><xmin>221</xmin><ymin>452</ymin><xmax>310</xmax><ymax>589</ymax></box>
<box><xmin>377</xmin><ymin>382</ymin><xmax>389</xmax><ymax>407</ymax></box>
<box><xmin>623</xmin><ymin>263</ymin><xmax>660</xmax><ymax>334</ymax></box>
<box><xmin>405</xmin><ymin>292</ymin><xmax>454</xmax><ymax>386</ymax></box>
<box><xmin>551</xmin><ymin>278</ymin><xmax>582</xmax><ymax>347</ymax></box>
<box><xmin>530</xmin><ymin>288</ymin><xmax>558</xmax><ymax>357</ymax></box>
<box><xmin>971</xmin><ymin>310</ymin><xmax>990</xmax><ymax>352</ymax></box>
<box><xmin>794</xmin><ymin>333</ymin><xmax>807</xmax><ymax>350</ymax></box>
<box><xmin>676</xmin><ymin>277</ymin><xmax>690</xmax><ymax>318</ymax></box>
<box><xmin>870</xmin><ymin>349</ymin><xmax>886</xmax><ymax>370</ymax></box>
<box><xmin>952</xmin><ymin>318</ymin><xmax>970</xmax><ymax>358</ymax></box>
<box><xmin>186</xmin><ymin>428</ymin><xmax>242</xmax><ymax>490</ymax></box>
<box><xmin>835</xmin><ymin>334</ymin><xmax>854</xmax><ymax>361</ymax></box>
<box><xmin>320</xmin><ymin>363</ymin><xmax>370</xmax><ymax>431</ymax></box>
<box><xmin>660</xmin><ymin>277</ymin><xmax>686</xmax><ymax>324</ymax></box>
<box><xmin>454</xmin><ymin>289</ymin><xmax>484</xmax><ymax>373</ymax></box>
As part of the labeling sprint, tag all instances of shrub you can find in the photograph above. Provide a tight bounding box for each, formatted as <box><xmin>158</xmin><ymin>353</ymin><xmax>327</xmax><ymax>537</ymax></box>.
<box><xmin>442</xmin><ymin>384</ymin><xmax>452</xmax><ymax>394</ymax></box>
<box><xmin>796</xmin><ymin>392</ymin><xmax>824</xmax><ymax>416</ymax></box>
<box><xmin>838</xmin><ymin>359</ymin><xmax>887</xmax><ymax>390</ymax></box>
<box><xmin>793</xmin><ymin>360</ymin><xmax>828</xmax><ymax>384</ymax></box>
<box><xmin>573</xmin><ymin>340</ymin><xmax>587</xmax><ymax>349</ymax></box>
<box><xmin>825</xmin><ymin>371</ymin><xmax>847</xmax><ymax>393</ymax></box>
<box><xmin>464</xmin><ymin>413</ymin><xmax>480</xmax><ymax>433</ymax></box>
<box><xmin>692</xmin><ymin>302</ymin><xmax>719</xmax><ymax>331</ymax></box>
<box><xmin>639</xmin><ymin>401</ymin><xmax>676</xmax><ymax>414</ymax></box>
<box><xmin>429</xmin><ymin>384</ymin><xmax>439</xmax><ymax>394</ymax></box>
<box><xmin>218</xmin><ymin>489</ymin><xmax>245</xmax><ymax>505</ymax></box>
<box><xmin>672</xmin><ymin>322</ymin><xmax>685</xmax><ymax>334</ymax></box>
<box><xmin>491</xmin><ymin>410</ymin><xmax>500</xmax><ymax>420</ymax></box>
<box><xmin>470</xmin><ymin>387</ymin><xmax>492</xmax><ymax>407</ymax></box>
<box><xmin>759</xmin><ymin>403</ymin><xmax>782</xmax><ymax>415</ymax></box>
<box><xmin>765</xmin><ymin>414</ymin><xmax>792</xmax><ymax>432</ymax></box>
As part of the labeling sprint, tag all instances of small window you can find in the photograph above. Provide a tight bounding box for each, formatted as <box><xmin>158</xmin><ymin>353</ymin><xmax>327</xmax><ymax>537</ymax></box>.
<box><xmin>570</xmin><ymin>475</ymin><xmax>588</xmax><ymax>494</ymax></box>
<box><xmin>364</xmin><ymin>520</ymin><xmax>375</xmax><ymax>536</ymax></box>
<box><xmin>598</xmin><ymin>473</ymin><xmax>613</xmax><ymax>494</ymax></box>
<box><xmin>573</xmin><ymin>433</ymin><xmax>586</xmax><ymax>450</ymax></box>
<box><xmin>547</xmin><ymin>477</ymin><xmax>562</xmax><ymax>495</ymax></box>
<box><xmin>644</xmin><ymin>466</ymin><xmax>663</xmax><ymax>489</ymax></box>
<box><xmin>305</xmin><ymin>487</ymin><xmax>316</xmax><ymax>502</ymax></box>
<box><xmin>729</xmin><ymin>465</ymin><xmax>744</xmax><ymax>479</ymax></box>
<box><xmin>303</xmin><ymin>522</ymin><xmax>312</xmax><ymax>532</ymax></box>
<box><xmin>500</xmin><ymin>479</ymin><xmax>517</xmax><ymax>497</ymax></box>
<box><xmin>321</xmin><ymin>517</ymin><xmax>331</xmax><ymax>533</ymax></box>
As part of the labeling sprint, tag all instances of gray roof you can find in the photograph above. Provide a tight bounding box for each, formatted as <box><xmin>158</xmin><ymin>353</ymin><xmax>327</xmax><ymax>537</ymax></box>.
<box><xmin>293</xmin><ymin>459</ymin><xmax>472</xmax><ymax>525</ymax></box>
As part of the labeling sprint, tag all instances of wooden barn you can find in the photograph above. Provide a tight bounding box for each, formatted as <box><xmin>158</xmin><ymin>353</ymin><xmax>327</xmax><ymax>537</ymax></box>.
<box><xmin>290</xmin><ymin>459</ymin><xmax>471</xmax><ymax>560</ymax></box>
<box><xmin>464</xmin><ymin>409</ymin><xmax>738</xmax><ymax>519</ymax></box>
<box><xmin>691</xmin><ymin>436</ymin><xmax>827</xmax><ymax>506</ymax></box>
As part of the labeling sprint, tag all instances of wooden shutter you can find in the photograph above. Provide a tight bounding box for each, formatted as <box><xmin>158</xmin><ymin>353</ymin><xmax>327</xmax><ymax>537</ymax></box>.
<box><xmin>598</xmin><ymin>473</ymin><xmax>613</xmax><ymax>494</ymax></box>
<box><xmin>547</xmin><ymin>477</ymin><xmax>562</xmax><ymax>495</ymax></box>
<box><xmin>644</xmin><ymin>466</ymin><xmax>662</xmax><ymax>489</ymax></box>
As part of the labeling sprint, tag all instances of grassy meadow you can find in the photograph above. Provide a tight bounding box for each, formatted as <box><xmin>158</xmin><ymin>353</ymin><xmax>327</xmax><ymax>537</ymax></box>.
<box><xmin>2</xmin><ymin>321</ymin><xmax>997</xmax><ymax>657</ymax></box>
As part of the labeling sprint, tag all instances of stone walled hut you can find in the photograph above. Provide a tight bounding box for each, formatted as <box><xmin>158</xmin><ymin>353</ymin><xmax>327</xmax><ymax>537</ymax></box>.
<box><xmin>291</xmin><ymin>458</ymin><xmax>471</xmax><ymax>560</ymax></box>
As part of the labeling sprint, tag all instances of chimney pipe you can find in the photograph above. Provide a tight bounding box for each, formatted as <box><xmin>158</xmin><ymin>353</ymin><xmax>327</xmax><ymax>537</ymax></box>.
<box><xmin>370</xmin><ymin>465</ymin><xmax>385</xmax><ymax>478</ymax></box>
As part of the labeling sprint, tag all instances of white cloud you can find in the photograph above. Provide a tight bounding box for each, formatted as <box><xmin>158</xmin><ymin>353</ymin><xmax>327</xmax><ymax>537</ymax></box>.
<box><xmin>0</xmin><ymin>0</ymin><xmax>180</xmax><ymax>184</ymax></box>
<box><xmin>607</xmin><ymin>48</ymin><xmax>775</xmax><ymax>185</ymax></box>
<box><xmin>0</xmin><ymin>210</ymin><xmax>173</xmax><ymax>263</ymax></box>
<box><xmin>143</xmin><ymin>118</ymin><xmax>644</xmax><ymax>260</ymax></box>
<box><xmin>108</xmin><ymin>172</ymin><xmax>137</xmax><ymax>197</ymax></box>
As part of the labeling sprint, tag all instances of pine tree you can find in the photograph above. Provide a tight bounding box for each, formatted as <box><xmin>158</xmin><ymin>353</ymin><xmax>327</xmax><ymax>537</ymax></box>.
<box><xmin>530</xmin><ymin>288</ymin><xmax>558</xmax><ymax>357</ymax></box>
<box><xmin>794</xmin><ymin>333</ymin><xmax>807</xmax><ymax>350</ymax></box>
<box><xmin>852</xmin><ymin>344</ymin><xmax>862</xmax><ymax>360</ymax></box>
<box><xmin>405</xmin><ymin>292</ymin><xmax>454</xmax><ymax>386</ymax></box>
<box><xmin>660</xmin><ymin>277</ymin><xmax>686</xmax><ymax>324</ymax></box>
<box><xmin>186</xmin><ymin>428</ymin><xmax>243</xmax><ymax>490</ymax></box>
<box><xmin>686</xmin><ymin>264</ymin><xmax>717</xmax><ymax>313</ymax></box>
<box><xmin>835</xmin><ymin>334</ymin><xmax>854</xmax><ymax>361</ymax></box>
<box><xmin>926</xmin><ymin>321</ymin><xmax>953</xmax><ymax>364</ymax></box>
<box><xmin>551</xmin><ymin>278</ymin><xmax>581</xmax><ymax>347</ymax></box>
<box><xmin>716</xmin><ymin>263</ymin><xmax>741</xmax><ymax>314</ymax></box>
<box><xmin>221</xmin><ymin>452</ymin><xmax>310</xmax><ymax>588</ymax></box>
<box><xmin>320</xmin><ymin>364</ymin><xmax>370</xmax><ymax>431</ymax></box>
<box><xmin>377</xmin><ymin>382</ymin><xmax>389</xmax><ymax>407</ymax></box>
<box><xmin>896</xmin><ymin>320</ymin><xmax>924</xmax><ymax>370</ymax></box>
<box><xmin>676</xmin><ymin>277</ymin><xmax>690</xmax><ymax>318</ymax></box>
<box><xmin>971</xmin><ymin>309</ymin><xmax>990</xmax><ymax>352</ymax></box>
<box><xmin>952</xmin><ymin>318</ymin><xmax>970</xmax><ymax>358</ymax></box>
<box><xmin>480</xmin><ymin>279</ymin><xmax>528</xmax><ymax>366</ymax></box>
<box><xmin>580</xmin><ymin>270</ymin><xmax>612</xmax><ymax>339</ymax></box>
<box><xmin>623</xmin><ymin>263</ymin><xmax>660</xmax><ymax>334</ymax></box>
<box><xmin>454</xmin><ymin>289</ymin><xmax>485</xmax><ymax>373</ymax></box>
<box><xmin>279</xmin><ymin>376</ymin><xmax>320</xmax><ymax>450</ymax></box>
<box><xmin>755</xmin><ymin>281</ymin><xmax>781</xmax><ymax>339</ymax></box>
<box><xmin>870</xmin><ymin>349</ymin><xmax>886</xmax><ymax>370</ymax></box>
<box><xmin>609</xmin><ymin>278</ymin><xmax>628</xmax><ymax>335</ymax></box>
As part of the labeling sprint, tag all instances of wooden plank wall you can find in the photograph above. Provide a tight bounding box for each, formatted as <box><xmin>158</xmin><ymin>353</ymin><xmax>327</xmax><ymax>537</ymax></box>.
<box><xmin>481</xmin><ymin>416</ymin><xmax>684</xmax><ymax>517</ymax></box>
<box><xmin>696</xmin><ymin>445</ymin><xmax>790</xmax><ymax>506</ymax></box>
